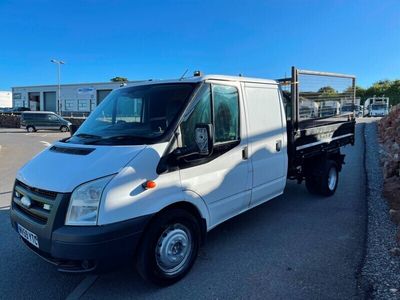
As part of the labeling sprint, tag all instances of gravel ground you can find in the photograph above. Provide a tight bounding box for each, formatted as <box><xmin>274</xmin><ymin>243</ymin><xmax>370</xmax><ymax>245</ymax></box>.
<box><xmin>361</xmin><ymin>122</ymin><xmax>400</xmax><ymax>299</ymax></box>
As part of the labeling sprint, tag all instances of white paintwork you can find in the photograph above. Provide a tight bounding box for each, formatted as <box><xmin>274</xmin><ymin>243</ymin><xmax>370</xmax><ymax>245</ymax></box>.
<box><xmin>242</xmin><ymin>82</ymin><xmax>287</xmax><ymax>207</ymax></box>
<box><xmin>17</xmin><ymin>142</ymin><xmax>146</xmax><ymax>193</ymax></box>
<box><xmin>98</xmin><ymin>142</ymin><xmax>210</xmax><ymax>226</ymax></box>
<box><xmin>179</xmin><ymin>80</ymin><xmax>251</xmax><ymax>229</ymax></box>
<box><xmin>364</xmin><ymin>96</ymin><xmax>389</xmax><ymax>117</ymax></box>
<box><xmin>16</xmin><ymin>75</ymin><xmax>290</xmax><ymax>231</ymax></box>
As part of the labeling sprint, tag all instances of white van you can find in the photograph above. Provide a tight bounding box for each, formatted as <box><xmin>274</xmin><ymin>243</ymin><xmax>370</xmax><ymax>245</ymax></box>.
<box><xmin>10</xmin><ymin>70</ymin><xmax>356</xmax><ymax>285</ymax></box>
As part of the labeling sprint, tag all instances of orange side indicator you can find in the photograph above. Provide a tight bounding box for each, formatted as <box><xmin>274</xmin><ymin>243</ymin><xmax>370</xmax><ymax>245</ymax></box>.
<box><xmin>143</xmin><ymin>180</ymin><xmax>157</xmax><ymax>189</ymax></box>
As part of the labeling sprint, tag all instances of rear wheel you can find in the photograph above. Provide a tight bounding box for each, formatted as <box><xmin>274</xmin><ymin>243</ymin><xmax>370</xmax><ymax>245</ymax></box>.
<box><xmin>320</xmin><ymin>160</ymin><xmax>339</xmax><ymax>196</ymax></box>
<box><xmin>26</xmin><ymin>126</ymin><xmax>36</xmax><ymax>133</ymax></box>
<box><xmin>305</xmin><ymin>160</ymin><xmax>339</xmax><ymax>197</ymax></box>
<box><xmin>135</xmin><ymin>208</ymin><xmax>200</xmax><ymax>286</ymax></box>
<box><xmin>60</xmin><ymin>125</ymin><xmax>69</xmax><ymax>132</ymax></box>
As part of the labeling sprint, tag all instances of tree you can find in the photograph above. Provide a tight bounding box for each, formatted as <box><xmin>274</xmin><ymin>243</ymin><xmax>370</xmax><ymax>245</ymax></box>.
<box><xmin>357</xmin><ymin>80</ymin><xmax>400</xmax><ymax>106</ymax></box>
<box><xmin>110</xmin><ymin>76</ymin><xmax>128</xmax><ymax>82</ymax></box>
<box><xmin>355</xmin><ymin>86</ymin><xmax>366</xmax><ymax>99</ymax></box>
<box><xmin>318</xmin><ymin>86</ymin><xmax>337</xmax><ymax>95</ymax></box>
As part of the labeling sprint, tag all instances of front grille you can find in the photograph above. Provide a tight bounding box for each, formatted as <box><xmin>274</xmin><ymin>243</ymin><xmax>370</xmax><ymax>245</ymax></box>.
<box><xmin>14</xmin><ymin>204</ymin><xmax>47</xmax><ymax>224</ymax></box>
<box><xmin>16</xmin><ymin>180</ymin><xmax>57</xmax><ymax>199</ymax></box>
<box><xmin>13</xmin><ymin>180</ymin><xmax>58</xmax><ymax>224</ymax></box>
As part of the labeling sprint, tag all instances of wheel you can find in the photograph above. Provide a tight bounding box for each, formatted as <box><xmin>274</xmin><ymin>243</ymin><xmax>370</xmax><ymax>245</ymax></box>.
<box><xmin>135</xmin><ymin>208</ymin><xmax>201</xmax><ymax>286</ymax></box>
<box><xmin>26</xmin><ymin>126</ymin><xmax>36</xmax><ymax>133</ymax></box>
<box><xmin>60</xmin><ymin>125</ymin><xmax>69</xmax><ymax>132</ymax></box>
<box><xmin>305</xmin><ymin>160</ymin><xmax>339</xmax><ymax>197</ymax></box>
<box><xmin>320</xmin><ymin>160</ymin><xmax>339</xmax><ymax>196</ymax></box>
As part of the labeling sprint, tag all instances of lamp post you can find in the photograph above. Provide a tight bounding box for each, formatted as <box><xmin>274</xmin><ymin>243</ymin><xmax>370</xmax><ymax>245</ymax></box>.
<box><xmin>50</xmin><ymin>59</ymin><xmax>65</xmax><ymax>115</ymax></box>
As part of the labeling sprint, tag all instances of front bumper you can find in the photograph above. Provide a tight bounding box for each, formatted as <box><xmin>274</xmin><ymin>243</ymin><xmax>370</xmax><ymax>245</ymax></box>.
<box><xmin>10</xmin><ymin>181</ymin><xmax>152</xmax><ymax>272</ymax></box>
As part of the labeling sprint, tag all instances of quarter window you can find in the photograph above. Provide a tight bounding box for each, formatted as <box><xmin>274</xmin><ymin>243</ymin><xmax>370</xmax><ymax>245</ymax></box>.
<box><xmin>180</xmin><ymin>84</ymin><xmax>212</xmax><ymax>150</ymax></box>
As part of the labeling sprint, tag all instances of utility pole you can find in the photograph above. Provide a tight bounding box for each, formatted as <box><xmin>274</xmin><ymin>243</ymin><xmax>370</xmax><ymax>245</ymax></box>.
<box><xmin>50</xmin><ymin>59</ymin><xmax>65</xmax><ymax>115</ymax></box>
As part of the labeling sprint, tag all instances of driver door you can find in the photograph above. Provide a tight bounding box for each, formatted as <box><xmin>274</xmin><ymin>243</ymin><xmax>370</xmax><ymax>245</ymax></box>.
<box><xmin>178</xmin><ymin>82</ymin><xmax>251</xmax><ymax>228</ymax></box>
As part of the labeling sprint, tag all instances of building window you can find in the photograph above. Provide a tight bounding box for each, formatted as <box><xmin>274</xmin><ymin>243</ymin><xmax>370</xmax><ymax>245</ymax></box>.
<box><xmin>77</xmin><ymin>99</ymin><xmax>90</xmax><ymax>111</ymax></box>
<box><xmin>64</xmin><ymin>99</ymin><xmax>76</xmax><ymax>111</ymax></box>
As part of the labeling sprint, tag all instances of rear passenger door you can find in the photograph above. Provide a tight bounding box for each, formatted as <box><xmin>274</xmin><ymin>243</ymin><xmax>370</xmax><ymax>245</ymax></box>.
<box><xmin>242</xmin><ymin>82</ymin><xmax>287</xmax><ymax>207</ymax></box>
<box><xmin>178</xmin><ymin>82</ymin><xmax>251</xmax><ymax>228</ymax></box>
<box><xmin>35</xmin><ymin>114</ymin><xmax>48</xmax><ymax>130</ymax></box>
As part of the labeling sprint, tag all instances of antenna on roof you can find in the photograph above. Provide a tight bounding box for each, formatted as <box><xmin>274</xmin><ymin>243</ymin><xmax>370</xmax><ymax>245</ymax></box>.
<box><xmin>179</xmin><ymin>69</ymin><xmax>189</xmax><ymax>80</ymax></box>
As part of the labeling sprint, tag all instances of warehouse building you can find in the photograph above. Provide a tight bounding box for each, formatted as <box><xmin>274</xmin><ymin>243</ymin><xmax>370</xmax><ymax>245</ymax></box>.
<box><xmin>12</xmin><ymin>81</ymin><xmax>139</xmax><ymax>115</ymax></box>
<box><xmin>0</xmin><ymin>91</ymin><xmax>12</xmax><ymax>108</ymax></box>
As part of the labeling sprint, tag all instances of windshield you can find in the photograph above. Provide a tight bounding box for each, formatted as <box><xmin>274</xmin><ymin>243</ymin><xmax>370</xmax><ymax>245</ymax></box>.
<box><xmin>341</xmin><ymin>105</ymin><xmax>355</xmax><ymax>112</ymax></box>
<box><xmin>68</xmin><ymin>83</ymin><xmax>198</xmax><ymax>145</ymax></box>
<box><xmin>371</xmin><ymin>104</ymin><xmax>387</xmax><ymax>110</ymax></box>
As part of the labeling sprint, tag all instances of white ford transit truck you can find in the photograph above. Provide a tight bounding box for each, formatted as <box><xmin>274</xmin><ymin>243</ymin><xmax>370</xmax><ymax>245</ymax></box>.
<box><xmin>10</xmin><ymin>67</ymin><xmax>356</xmax><ymax>285</ymax></box>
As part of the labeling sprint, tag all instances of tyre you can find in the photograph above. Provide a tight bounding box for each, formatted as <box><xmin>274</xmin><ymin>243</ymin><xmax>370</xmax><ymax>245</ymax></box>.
<box><xmin>135</xmin><ymin>208</ymin><xmax>201</xmax><ymax>286</ymax></box>
<box><xmin>305</xmin><ymin>160</ymin><xmax>339</xmax><ymax>197</ymax></box>
<box><xmin>319</xmin><ymin>160</ymin><xmax>339</xmax><ymax>196</ymax></box>
<box><xmin>60</xmin><ymin>125</ymin><xmax>69</xmax><ymax>132</ymax></box>
<box><xmin>26</xmin><ymin>126</ymin><xmax>36</xmax><ymax>133</ymax></box>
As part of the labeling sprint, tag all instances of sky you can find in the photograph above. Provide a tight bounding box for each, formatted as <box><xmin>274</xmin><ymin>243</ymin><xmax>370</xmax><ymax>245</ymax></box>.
<box><xmin>0</xmin><ymin>0</ymin><xmax>399</xmax><ymax>91</ymax></box>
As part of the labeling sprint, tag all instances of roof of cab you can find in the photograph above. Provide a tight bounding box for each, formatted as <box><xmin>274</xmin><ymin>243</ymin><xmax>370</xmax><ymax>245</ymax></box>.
<box><xmin>121</xmin><ymin>74</ymin><xmax>278</xmax><ymax>88</ymax></box>
<box><xmin>189</xmin><ymin>74</ymin><xmax>278</xmax><ymax>85</ymax></box>
<box><xmin>22</xmin><ymin>111</ymin><xmax>56</xmax><ymax>114</ymax></box>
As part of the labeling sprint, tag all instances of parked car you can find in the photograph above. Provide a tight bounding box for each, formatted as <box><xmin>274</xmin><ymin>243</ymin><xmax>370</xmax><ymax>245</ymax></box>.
<box><xmin>10</xmin><ymin>68</ymin><xmax>355</xmax><ymax>285</ymax></box>
<box><xmin>0</xmin><ymin>107</ymin><xmax>30</xmax><ymax>114</ymax></box>
<box><xmin>20</xmin><ymin>111</ymin><xmax>71</xmax><ymax>132</ymax></box>
<box><xmin>0</xmin><ymin>107</ymin><xmax>12</xmax><ymax>113</ymax></box>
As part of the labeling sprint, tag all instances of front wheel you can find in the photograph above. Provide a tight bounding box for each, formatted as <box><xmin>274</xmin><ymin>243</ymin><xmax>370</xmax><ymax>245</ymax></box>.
<box><xmin>26</xmin><ymin>126</ymin><xmax>36</xmax><ymax>133</ymax></box>
<box><xmin>60</xmin><ymin>125</ymin><xmax>69</xmax><ymax>132</ymax></box>
<box><xmin>135</xmin><ymin>209</ymin><xmax>201</xmax><ymax>286</ymax></box>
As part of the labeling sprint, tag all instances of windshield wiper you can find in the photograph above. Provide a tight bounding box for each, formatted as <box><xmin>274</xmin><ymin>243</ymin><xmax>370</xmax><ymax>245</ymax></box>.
<box><xmin>89</xmin><ymin>135</ymin><xmax>149</xmax><ymax>145</ymax></box>
<box><xmin>75</xmin><ymin>133</ymin><xmax>102</xmax><ymax>139</ymax></box>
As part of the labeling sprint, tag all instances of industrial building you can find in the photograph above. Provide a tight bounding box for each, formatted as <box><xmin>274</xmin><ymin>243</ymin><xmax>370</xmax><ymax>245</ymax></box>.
<box><xmin>12</xmin><ymin>81</ymin><xmax>139</xmax><ymax>115</ymax></box>
<box><xmin>0</xmin><ymin>91</ymin><xmax>12</xmax><ymax>108</ymax></box>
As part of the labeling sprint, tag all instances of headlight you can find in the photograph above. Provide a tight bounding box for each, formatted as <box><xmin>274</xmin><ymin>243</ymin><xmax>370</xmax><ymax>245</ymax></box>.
<box><xmin>65</xmin><ymin>175</ymin><xmax>114</xmax><ymax>226</ymax></box>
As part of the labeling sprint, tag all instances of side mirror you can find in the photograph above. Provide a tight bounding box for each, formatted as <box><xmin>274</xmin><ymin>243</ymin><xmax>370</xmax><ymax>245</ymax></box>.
<box><xmin>69</xmin><ymin>124</ymin><xmax>78</xmax><ymax>136</ymax></box>
<box><xmin>195</xmin><ymin>123</ymin><xmax>213</xmax><ymax>156</ymax></box>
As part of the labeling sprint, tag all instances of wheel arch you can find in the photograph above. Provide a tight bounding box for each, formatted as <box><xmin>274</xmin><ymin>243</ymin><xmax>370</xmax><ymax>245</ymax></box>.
<box><xmin>60</xmin><ymin>125</ymin><xmax>69</xmax><ymax>132</ymax></box>
<box><xmin>146</xmin><ymin>201</ymin><xmax>208</xmax><ymax>245</ymax></box>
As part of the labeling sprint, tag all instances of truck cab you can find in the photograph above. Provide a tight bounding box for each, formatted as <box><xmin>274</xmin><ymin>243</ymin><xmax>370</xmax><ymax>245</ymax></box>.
<box><xmin>10</xmin><ymin>70</ymin><xmax>355</xmax><ymax>285</ymax></box>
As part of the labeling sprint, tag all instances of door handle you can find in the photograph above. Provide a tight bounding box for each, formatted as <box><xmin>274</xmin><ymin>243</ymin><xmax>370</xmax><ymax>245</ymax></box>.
<box><xmin>242</xmin><ymin>146</ymin><xmax>249</xmax><ymax>160</ymax></box>
<box><xmin>276</xmin><ymin>140</ymin><xmax>282</xmax><ymax>152</ymax></box>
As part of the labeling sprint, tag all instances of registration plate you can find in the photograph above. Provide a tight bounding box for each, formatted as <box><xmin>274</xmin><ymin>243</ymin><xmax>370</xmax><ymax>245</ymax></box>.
<box><xmin>17</xmin><ymin>224</ymin><xmax>39</xmax><ymax>248</ymax></box>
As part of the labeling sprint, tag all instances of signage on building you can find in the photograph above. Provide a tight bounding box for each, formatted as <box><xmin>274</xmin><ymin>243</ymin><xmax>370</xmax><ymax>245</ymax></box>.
<box><xmin>77</xmin><ymin>87</ymin><xmax>95</xmax><ymax>95</ymax></box>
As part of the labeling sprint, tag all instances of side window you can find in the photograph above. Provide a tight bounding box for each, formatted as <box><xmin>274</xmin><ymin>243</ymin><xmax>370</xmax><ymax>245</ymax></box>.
<box><xmin>180</xmin><ymin>84</ymin><xmax>212</xmax><ymax>150</ymax></box>
<box><xmin>213</xmin><ymin>85</ymin><xmax>239</xmax><ymax>143</ymax></box>
<box><xmin>48</xmin><ymin>114</ymin><xmax>59</xmax><ymax>121</ymax></box>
